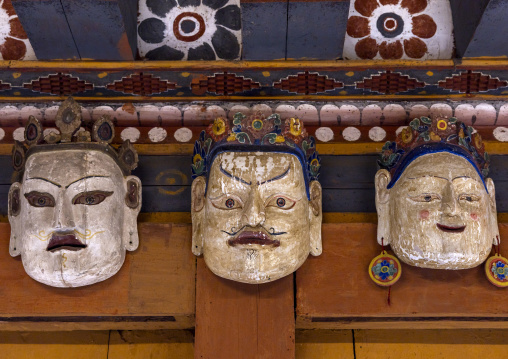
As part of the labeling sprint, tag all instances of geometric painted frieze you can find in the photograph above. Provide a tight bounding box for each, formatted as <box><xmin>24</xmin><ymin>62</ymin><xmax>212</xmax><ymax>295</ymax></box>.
<box><xmin>106</xmin><ymin>73</ymin><xmax>176</xmax><ymax>96</ymax></box>
<box><xmin>191</xmin><ymin>72</ymin><xmax>259</xmax><ymax>95</ymax></box>
<box><xmin>2</xmin><ymin>61</ymin><xmax>508</xmax><ymax>100</ymax></box>
<box><xmin>438</xmin><ymin>71</ymin><xmax>508</xmax><ymax>94</ymax></box>
<box><xmin>23</xmin><ymin>74</ymin><xmax>93</xmax><ymax>96</ymax></box>
<box><xmin>0</xmin><ymin>0</ymin><xmax>35</xmax><ymax>60</ymax></box>
<box><xmin>356</xmin><ymin>70</ymin><xmax>425</xmax><ymax>94</ymax></box>
<box><xmin>273</xmin><ymin>72</ymin><xmax>344</xmax><ymax>95</ymax></box>
<box><xmin>344</xmin><ymin>0</ymin><xmax>454</xmax><ymax>60</ymax></box>
<box><xmin>138</xmin><ymin>0</ymin><xmax>241</xmax><ymax>60</ymax></box>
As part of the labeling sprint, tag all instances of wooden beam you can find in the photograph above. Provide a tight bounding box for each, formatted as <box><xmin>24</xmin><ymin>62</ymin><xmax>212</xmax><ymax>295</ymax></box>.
<box><xmin>61</xmin><ymin>0</ymin><xmax>137</xmax><ymax>60</ymax></box>
<box><xmin>297</xmin><ymin>223</ymin><xmax>508</xmax><ymax>329</ymax></box>
<box><xmin>195</xmin><ymin>258</ymin><xmax>295</xmax><ymax>359</ymax></box>
<box><xmin>452</xmin><ymin>0</ymin><xmax>508</xmax><ymax>58</ymax></box>
<box><xmin>449</xmin><ymin>0</ymin><xmax>490</xmax><ymax>58</ymax></box>
<box><xmin>11</xmin><ymin>0</ymin><xmax>79</xmax><ymax>60</ymax></box>
<box><xmin>0</xmin><ymin>223</ymin><xmax>195</xmax><ymax>330</ymax></box>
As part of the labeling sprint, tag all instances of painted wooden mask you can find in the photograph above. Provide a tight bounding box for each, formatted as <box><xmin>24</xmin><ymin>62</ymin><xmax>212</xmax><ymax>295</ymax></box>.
<box><xmin>8</xmin><ymin>98</ymin><xmax>142</xmax><ymax>287</ymax></box>
<box><xmin>191</xmin><ymin>113</ymin><xmax>322</xmax><ymax>283</ymax></box>
<box><xmin>375</xmin><ymin>117</ymin><xmax>499</xmax><ymax>269</ymax></box>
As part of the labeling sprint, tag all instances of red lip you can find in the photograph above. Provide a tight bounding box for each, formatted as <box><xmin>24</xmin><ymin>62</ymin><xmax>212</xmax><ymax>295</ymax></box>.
<box><xmin>227</xmin><ymin>231</ymin><xmax>280</xmax><ymax>247</ymax></box>
<box><xmin>47</xmin><ymin>232</ymin><xmax>87</xmax><ymax>252</ymax></box>
<box><xmin>436</xmin><ymin>223</ymin><xmax>466</xmax><ymax>233</ymax></box>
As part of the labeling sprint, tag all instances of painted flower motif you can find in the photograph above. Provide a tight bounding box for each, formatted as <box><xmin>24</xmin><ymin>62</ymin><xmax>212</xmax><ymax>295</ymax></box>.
<box><xmin>284</xmin><ymin>118</ymin><xmax>308</xmax><ymax>144</ymax></box>
<box><xmin>399</xmin><ymin>126</ymin><xmax>413</xmax><ymax>144</ymax></box>
<box><xmin>345</xmin><ymin>0</ymin><xmax>444</xmax><ymax>60</ymax></box>
<box><xmin>0</xmin><ymin>0</ymin><xmax>36</xmax><ymax>60</ymax></box>
<box><xmin>191</xmin><ymin>131</ymin><xmax>212</xmax><ymax>178</ymax></box>
<box><xmin>138</xmin><ymin>0</ymin><xmax>241</xmax><ymax>60</ymax></box>
<box><xmin>372</xmin><ymin>259</ymin><xmax>397</xmax><ymax>281</ymax></box>
<box><xmin>307</xmin><ymin>151</ymin><xmax>321</xmax><ymax>181</ymax></box>
<box><xmin>492</xmin><ymin>261</ymin><xmax>507</xmax><ymax>281</ymax></box>
<box><xmin>207</xmin><ymin>117</ymin><xmax>229</xmax><ymax>141</ymax></box>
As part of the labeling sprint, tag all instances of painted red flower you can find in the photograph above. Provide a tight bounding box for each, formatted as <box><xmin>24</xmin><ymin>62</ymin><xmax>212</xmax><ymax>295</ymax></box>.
<box><xmin>0</xmin><ymin>0</ymin><xmax>34</xmax><ymax>60</ymax></box>
<box><xmin>346</xmin><ymin>0</ymin><xmax>437</xmax><ymax>60</ymax></box>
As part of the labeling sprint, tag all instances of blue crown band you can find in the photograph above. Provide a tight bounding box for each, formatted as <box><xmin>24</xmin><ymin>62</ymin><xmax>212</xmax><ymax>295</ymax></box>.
<box><xmin>386</xmin><ymin>142</ymin><xmax>488</xmax><ymax>192</ymax></box>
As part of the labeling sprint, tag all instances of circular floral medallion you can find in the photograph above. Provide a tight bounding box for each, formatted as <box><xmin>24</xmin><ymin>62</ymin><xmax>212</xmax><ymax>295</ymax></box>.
<box><xmin>485</xmin><ymin>254</ymin><xmax>508</xmax><ymax>288</ymax></box>
<box><xmin>0</xmin><ymin>0</ymin><xmax>36</xmax><ymax>60</ymax></box>
<box><xmin>138</xmin><ymin>0</ymin><xmax>241</xmax><ymax>60</ymax></box>
<box><xmin>345</xmin><ymin>0</ymin><xmax>452</xmax><ymax>60</ymax></box>
<box><xmin>369</xmin><ymin>251</ymin><xmax>401</xmax><ymax>286</ymax></box>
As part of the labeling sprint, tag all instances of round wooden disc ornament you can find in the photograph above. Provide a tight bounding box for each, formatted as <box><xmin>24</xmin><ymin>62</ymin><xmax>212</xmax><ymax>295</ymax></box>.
<box><xmin>485</xmin><ymin>254</ymin><xmax>508</xmax><ymax>288</ymax></box>
<box><xmin>369</xmin><ymin>251</ymin><xmax>401</xmax><ymax>286</ymax></box>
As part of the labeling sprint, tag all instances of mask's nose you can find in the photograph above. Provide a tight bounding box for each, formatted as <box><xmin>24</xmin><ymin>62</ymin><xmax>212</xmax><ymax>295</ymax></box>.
<box><xmin>52</xmin><ymin>192</ymin><xmax>75</xmax><ymax>229</ymax></box>
<box><xmin>241</xmin><ymin>187</ymin><xmax>265</xmax><ymax>228</ymax></box>
<box><xmin>441</xmin><ymin>182</ymin><xmax>459</xmax><ymax>217</ymax></box>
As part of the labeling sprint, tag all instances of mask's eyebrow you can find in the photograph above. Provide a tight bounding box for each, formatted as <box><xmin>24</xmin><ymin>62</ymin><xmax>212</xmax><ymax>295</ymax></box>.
<box><xmin>452</xmin><ymin>175</ymin><xmax>479</xmax><ymax>182</ymax></box>
<box><xmin>220</xmin><ymin>165</ymin><xmax>251</xmax><ymax>185</ymax></box>
<box><xmin>26</xmin><ymin>177</ymin><xmax>62</xmax><ymax>188</ymax></box>
<box><xmin>65</xmin><ymin>175</ymin><xmax>110</xmax><ymax>189</ymax></box>
<box><xmin>407</xmin><ymin>175</ymin><xmax>448</xmax><ymax>181</ymax></box>
<box><xmin>258</xmin><ymin>166</ymin><xmax>290</xmax><ymax>186</ymax></box>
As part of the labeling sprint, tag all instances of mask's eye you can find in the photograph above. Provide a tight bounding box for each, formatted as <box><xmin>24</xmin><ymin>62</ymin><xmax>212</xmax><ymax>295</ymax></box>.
<box><xmin>72</xmin><ymin>191</ymin><xmax>113</xmax><ymax>205</ymax></box>
<box><xmin>459</xmin><ymin>194</ymin><xmax>480</xmax><ymax>202</ymax></box>
<box><xmin>210</xmin><ymin>194</ymin><xmax>243</xmax><ymax>210</ymax></box>
<box><xmin>409</xmin><ymin>193</ymin><xmax>440</xmax><ymax>203</ymax></box>
<box><xmin>266</xmin><ymin>195</ymin><xmax>296</xmax><ymax>210</ymax></box>
<box><xmin>24</xmin><ymin>191</ymin><xmax>55</xmax><ymax>207</ymax></box>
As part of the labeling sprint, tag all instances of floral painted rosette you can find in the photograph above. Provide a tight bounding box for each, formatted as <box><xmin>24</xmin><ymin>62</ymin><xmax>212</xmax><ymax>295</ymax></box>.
<box><xmin>378</xmin><ymin>117</ymin><xmax>490</xmax><ymax>189</ymax></box>
<box><xmin>485</xmin><ymin>254</ymin><xmax>508</xmax><ymax>288</ymax></box>
<box><xmin>191</xmin><ymin>112</ymin><xmax>321</xmax><ymax>199</ymax></box>
<box><xmin>369</xmin><ymin>251</ymin><xmax>401</xmax><ymax>286</ymax></box>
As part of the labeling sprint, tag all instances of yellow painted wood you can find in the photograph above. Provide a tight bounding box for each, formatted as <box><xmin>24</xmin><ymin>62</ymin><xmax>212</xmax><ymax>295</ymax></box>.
<box><xmin>3</xmin><ymin>59</ymin><xmax>456</xmax><ymax>70</ymax></box>
<box><xmin>296</xmin><ymin>330</ymin><xmax>354</xmax><ymax>359</ymax></box>
<box><xmin>355</xmin><ymin>329</ymin><xmax>508</xmax><ymax>359</ymax></box>
<box><xmin>0</xmin><ymin>331</ymin><xmax>109</xmax><ymax>359</ymax></box>
<box><xmin>108</xmin><ymin>330</ymin><xmax>194</xmax><ymax>359</ymax></box>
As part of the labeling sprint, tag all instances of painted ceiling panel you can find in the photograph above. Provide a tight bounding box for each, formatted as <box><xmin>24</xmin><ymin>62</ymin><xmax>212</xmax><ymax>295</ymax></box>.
<box><xmin>343</xmin><ymin>0</ymin><xmax>454</xmax><ymax>60</ymax></box>
<box><xmin>137</xmin><ymin>0</ymin><xmax>242</xmax><ymax>60</ymax></box>
<box><xmin>0</xmin><ymin>0</ymin><xmax>35</xmax><ymax>60</ymax></box>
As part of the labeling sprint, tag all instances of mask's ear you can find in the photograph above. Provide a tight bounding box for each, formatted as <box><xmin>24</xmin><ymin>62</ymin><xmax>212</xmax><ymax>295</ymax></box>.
<box><xmin>486</xmin><ymin>178</ymin><xmax>500</xmax><ymax>245</ymax></box>
<box><xmin>309</xmin><ymin>181</ymin><xmax>322</xmax><ymax>256</ymax></box>
<box><xmin>8</xmin><ymin>182</ymin><xmax>22</xmax><ymax>257</ymax></box>
<box><xmin>123</xmin><ymin>176</ymin><xmax>142</xmax><ymax>251</ymax></box>
<box><xmin>375</xmin><ymin>169</ymin><xmax>391</xmax><ymax>246</ymax></box>
<box><xmin>191</xmin><ymin>176</ymin><xmax>206</xmax><ymax>256</ymax></box>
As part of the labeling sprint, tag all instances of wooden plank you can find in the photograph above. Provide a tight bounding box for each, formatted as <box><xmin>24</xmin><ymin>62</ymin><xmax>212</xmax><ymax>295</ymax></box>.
<box><xmin>241</xmin><ymin>2</ymin><xmax>288</xmax><ymax>60</ymax></box>
<box><xmin>0</xmin><ymin>331</ymin><xmax>109</xmax><ymax>359</ymax></box>
<box><xmin>0</xmin><ymin>223</ymin><xmax>195</xmax><ymax>330</ymax></box>
<box><xmin>449</xmin><ymin>0</ymin><xmax>490</xmax><ymax>58</ymax></box>
<box><xmin>287</xmin><ymin>1</ymin><xmax>349</xmax><ymax>60</ymax></box>
<box><xmin>61</xmin><ymin>0</ymin><xmax>137</xmax><ymax>60</ymax></box>
<box><xmin>11</xmin><ymin>0</ymin><xmax>80</xmax><ymax>60</ymax></box>
<box><xmin>354</xmin><ymin>329</ymin><xmax>508</xmax><ymax>359</ymax></box>
<box><xmin>296</xmin><ymin>330</ymin><xmax>354</xmax><ymax>359</ymax></box>
<box><xmin>195</xmin><ymin>258</ymin><xmax>295</xmax><ymax>359</ymax></box>
<box><xmin>108</xmin><ymin>330</ymin><xmax>194</xmax><ymax>359</ymax></box>
<box><xmin>460</xmin><ymin>0</ymin><xmax>508</xmax><ymax>58</ymax></box>
<box><xmin>297</xmin><ymin>223</ymin><xmax>508</xmax><ymax>329</ymax></box>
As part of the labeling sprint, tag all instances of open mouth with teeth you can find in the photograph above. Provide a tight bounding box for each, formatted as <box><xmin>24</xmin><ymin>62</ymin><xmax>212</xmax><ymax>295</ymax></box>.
<box><xmin>436</xmin><ymin>223</ymin><xmax>466</xmax><ymax>233</ymax></box>
<box><xmin>47</xmin><ymin>233</ymin><xmax>87</xmax><ymax>252</ymax></box>
<box><xmin>227</xmin><ymin>231</ymin><xmax>280</xmax><ymax>247</ymax></box>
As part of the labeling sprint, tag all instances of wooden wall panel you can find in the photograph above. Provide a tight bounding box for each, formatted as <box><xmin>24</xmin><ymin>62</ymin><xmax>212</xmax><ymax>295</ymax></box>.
<box><xmin>0</xmin><ymin>331</ymin><xmax>109</xmax><ymax>359</ymax></box>
<box><xmin>0</xmin><ymin>223</ymin><xmax>195</xmax><ymax>330</ymax></box>
<box><xmin>108</xmin><ymin>330</ymin><xmax>194</xmax><ymax>359</ymax></box>
<box><xmin>296</xmin><ymin>330</ymin><xmax>354</xmax><ymax>359</ymax></box>
<box><xmin>297</xmin><ymin>223</ymin><xmax>508</xmax><ymax>329</ymax></box>
<box><xmin>354</xmin><ymin>329</ymin><xmax>508</xmax><ymax>359</ymax></box>
<box><xmin>195</xmin><ymin>258</ymin><xmax>295</xmax><ymax>359</ymax></box>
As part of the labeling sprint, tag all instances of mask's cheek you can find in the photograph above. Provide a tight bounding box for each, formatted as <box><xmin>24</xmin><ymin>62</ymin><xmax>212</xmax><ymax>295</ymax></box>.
<box><xmin>419</xmin><ymin>209</ymin><xmax>430</xmax><ymax>220</ymax></box>
<box><xmin>470</xmin><ymin>212</ymin><xmax>479</xmax><ymax>221</ymax></box>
